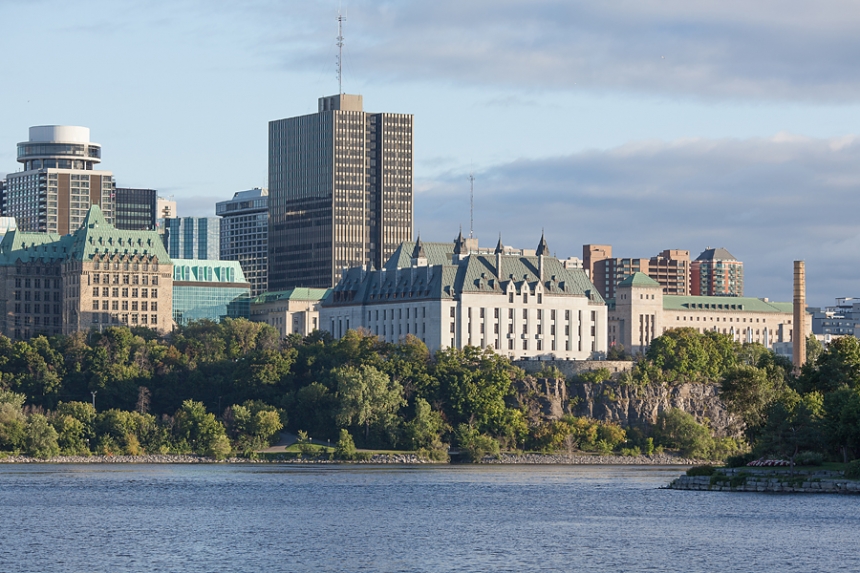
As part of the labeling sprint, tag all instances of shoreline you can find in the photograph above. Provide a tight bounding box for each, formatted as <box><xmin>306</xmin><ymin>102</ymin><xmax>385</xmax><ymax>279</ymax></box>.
<box><xmin>0</xmin><ymin>452</ymin><xmax>703</xmax><ymax>465</ymax></box>
<box><xmin>667</xmin><ymin>467</ymin><xmax>860</xmax><ymax>494</ymax></box>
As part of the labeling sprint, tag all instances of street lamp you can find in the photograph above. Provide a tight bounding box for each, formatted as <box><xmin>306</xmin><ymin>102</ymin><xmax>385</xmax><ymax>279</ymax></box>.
<box><xmin>91</xmin><ymin>390</ymin><xmax>98</xmax><ymax>410</ymax></box>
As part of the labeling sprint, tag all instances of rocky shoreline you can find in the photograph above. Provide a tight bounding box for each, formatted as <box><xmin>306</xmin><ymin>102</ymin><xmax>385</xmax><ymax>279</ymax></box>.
<box><xmin>667</xmin><ymin>467</ymin><xmax>860</xmax><ymax>494</ymax></box>
<box><xmin>0</xmin><ymin>452</ymin><xmax>701</xmax><ymax>465</ymax></box>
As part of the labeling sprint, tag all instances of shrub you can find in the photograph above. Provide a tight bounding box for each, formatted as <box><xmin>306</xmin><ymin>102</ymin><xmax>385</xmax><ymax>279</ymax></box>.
<box><xmin>456</xmin><ymin>424</ymin><xmax>500</xmax><ymax>462</ymax></box>
<box><xmin>620</xmin><ymin>446</ymin><xmax>641</xmax><ymax>457</ymax></box>
<box><xmin>417</xmin><ymin>446</ymin><xmax>449</xmax><ymax>462</ymax></box>
<box><xmin>725</xmin><ymin>452</ymin><xmax>756</xmax><ymax>468</ymax></box>
<box><xmin>686</xmin><ymin>465</ymin><xmax>717</xmax><ymax>477</ymax></box>
<box><xmin>795</xmin><ymin>451</ymin><xmax>824</xmax><ymax>467</ymax></box>
<box><xmin>25</xmin><ymin>414</ymin><xmax>60</xmax><ymax>459</ymax></box>
<box><xmin>654</xmin><ymin>408</ymin><xmax>714</xmax><ymax>459</ymax></box>
<box><xmin>334</xmin><ymin>428</ymin><xmax>357</xmax><ymax>460</ymax></box>
<box><xmin>844</xmin><ymin>459</ymin><xmax>860</xmax><ymax>479</ymax></box>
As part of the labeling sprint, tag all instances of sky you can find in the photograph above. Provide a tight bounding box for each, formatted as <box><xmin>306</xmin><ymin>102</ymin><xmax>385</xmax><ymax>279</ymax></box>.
<box><xmin>1</xmin><ymin>0</ymin><xmax>859</xmax><ymax>306</ymax></box>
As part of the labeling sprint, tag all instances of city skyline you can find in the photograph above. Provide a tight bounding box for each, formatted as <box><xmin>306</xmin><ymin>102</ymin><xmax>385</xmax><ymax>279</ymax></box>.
<box><xmin>1</xmin><ymin>1</ymin><xmax>859</xmax><ymax>305</ymax></box>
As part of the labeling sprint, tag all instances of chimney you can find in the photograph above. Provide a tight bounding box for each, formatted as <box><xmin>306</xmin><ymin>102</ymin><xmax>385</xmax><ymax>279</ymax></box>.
<box><xmin>793</xmin><ymin>260</ymin><xmax>806</xmax><ymax>373</ymax></box>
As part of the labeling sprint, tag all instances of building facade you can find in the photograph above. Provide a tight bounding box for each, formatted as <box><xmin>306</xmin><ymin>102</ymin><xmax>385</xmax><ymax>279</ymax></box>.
<box><xmin>163</xmin><ymin>217</ymin><xmax>220</xmax><ymax>260</ymax></box>
<box><xmin>810</xmin><ymin>297</ymin><xmax>860</xmax><ymax>341</ymax></box>
<box><xmin>172</xmin><ymin>259</ymin><xmax>251</xmax><ymax>325</ymax></box>
<box><xmin>216</xmin><ymin>188</ymin><xmax>268</xmax><ymax>296</ymax></box>
<box><xmin>607</xmin><ymin>272</ymin><xmax>806</xmax><ymax>355</ymax></box>
<box><xmin>268</xmin><ymin>94</ymin><xmax>414</xmax><ymax>290</ymax></box>
<box><xmin>0</xmin><ymin>205</ymin><xmax>173</xmax><ymax>339</ymax></box>
<box><xmin>115</xmin><ymin>188</ymin><xmax>157</xmax><ymax>231</ymax></box>
<box><xmin>691</xmin><ymin>247</ymin><xmax>744</xmax><ymax>296</ymax></box>
<box><xmin>4</xmin><ymin>126</ymin><xmax>115</xmax><ymax>234</ymax></box>
<box><xmin>250</xmin><ymin>287</ymin><xmax>329</xmax><ymax>338</ymax></box>
<box><xmin>321</xmin><ymin>234</ymin><xmax>608</xmax><ymax>359</ymax></box>
<box><xmin>584</xmin><ymin>244</ymin><xmax>693</xmax><ymax>299</ymax></box>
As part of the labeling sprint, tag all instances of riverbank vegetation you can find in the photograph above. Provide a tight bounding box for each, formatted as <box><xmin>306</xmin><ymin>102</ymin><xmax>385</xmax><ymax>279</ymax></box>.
<box><xmin>0</xmin><ymin>321</ymin><xmax>857</xmax><ymax>464</ymax></box>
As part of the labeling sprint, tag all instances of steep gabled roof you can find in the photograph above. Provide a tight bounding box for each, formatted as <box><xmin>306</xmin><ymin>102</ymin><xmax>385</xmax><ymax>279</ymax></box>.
<box><xmin>695</xmin><ymin>247</ymin><xmax>737</xmax><ymax>261</ymax></box>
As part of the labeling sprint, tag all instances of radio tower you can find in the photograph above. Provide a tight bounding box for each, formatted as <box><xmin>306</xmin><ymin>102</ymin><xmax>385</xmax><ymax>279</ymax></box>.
<box><xmin>469</xmin><ymin>172</ymin><xmax>475</xmax><ymax>238</ymax></box>
<box><xmin>336</xmin><ymin>10</ymin><xmax>346</xmax><ymax>94</ymax></box>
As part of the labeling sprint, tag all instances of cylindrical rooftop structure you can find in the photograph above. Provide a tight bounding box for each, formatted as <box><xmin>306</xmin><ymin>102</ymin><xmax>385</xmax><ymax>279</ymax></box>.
<box><xmin>17</xmin><ymin>125</ymin><xmax>101</xmax><ymax>170</ymax></box>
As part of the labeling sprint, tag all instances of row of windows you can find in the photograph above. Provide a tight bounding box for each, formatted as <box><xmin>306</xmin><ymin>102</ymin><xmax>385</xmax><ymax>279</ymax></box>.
<box><xmin>13</xmin><ymin>291</ymin><xmax>60</xmax><ymax>302</ymax></box>
<box><xmin>92</xmin><ymin>313</ymin><xmax>158</xmax><ymax>325</ymax></box>
<box><xmin>92</xmin><ymin>287</ymin><xmax>158</xmax><ymax>298</ymax></box>
<box><xmin>14</xmin><ymin>304</ymin><xmax>60</xmax><ymax>315</ymax></box>
<box><xmin>92</xmin><ymin>300</ymin><xmax>158</xmax><ymax>312</ymax></box>
<box><xmin>91</xmin><ymin>274</ymin><xmax>158</xmax><ymax>286</ymax></box>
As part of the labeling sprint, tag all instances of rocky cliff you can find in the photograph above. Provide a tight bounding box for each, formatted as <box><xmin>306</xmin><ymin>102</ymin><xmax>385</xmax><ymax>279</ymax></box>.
<box><xmin>512</xmin><ymin>377</ymin><xmax>742</xmax><ymax>438</ymax></box>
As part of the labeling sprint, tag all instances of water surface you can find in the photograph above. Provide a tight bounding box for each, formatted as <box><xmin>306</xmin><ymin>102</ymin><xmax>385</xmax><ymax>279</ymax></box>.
<box><xmin>0</xmin><ymin>464</ymin><xmax>856</xmax><ymax>572</ymax></box>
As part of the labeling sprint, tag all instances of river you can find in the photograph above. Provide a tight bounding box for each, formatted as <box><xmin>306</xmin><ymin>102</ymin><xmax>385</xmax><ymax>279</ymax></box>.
<box><xmin>0</xmin><ymin>464</ymin><xmax>856</xmax><ymax>572</ymax></box>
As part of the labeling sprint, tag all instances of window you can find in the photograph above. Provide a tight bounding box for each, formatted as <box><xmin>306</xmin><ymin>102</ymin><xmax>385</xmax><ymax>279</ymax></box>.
<box><xmin>131</xmin><ymin>288</ymin><xmax>138</xmax><ymax>298</ymax></box>
<box><xmin>92</xmin><ymin>301</ymin><xmax>99</xmax><ymax>310</ymax></box>
<box><xmin>522</xmin><ymin>309</ymin><xmax>527</xmax><ymax>319</ymax></box>
<box><xmin>102</xmin><ymin>287</ymin><xmax>109</xmax><ymax>297</ymax></box>
<box><xmin>523</xmin><ymin>293</ymin><xmax>528</xmax><ymax>303</ymax></box>
<box><xmin>92</xmin><ymin>287</ymin><xmax>99</xmax><ymax>297</ymax></box>
<box><xmin>480</xmin><ymin>308</ymin><xmax>485</xmax><ymax>319</ymax></box>
<box><xmin>141</xmin><ymin>288</ymin><xmax>148</xmax><ymax>298</ymax></box>
<box><xmin>509</xmin><ymin>292</ymin><xmax>514</xmax><ymax>303</ymax></box>
<box><xmin>450</xmin><ymin>307</ymin><xmax>455</xmax><ymax>318</ymax></box>
<box><xmin>152</xmin><ymin>289</ymin><xmax>158</xmax><ymax>298</ymax></box>
<box><xmin>122</xmin><ymin>301</ymin><xmax>128</xmax><ymax>311</ymax></box>
<box><xmin>123</xmin><ymin>275</ymin><xmax>130</xmax><ymax>284</ymax></box>
<box><xmin>537</xmin><ymin>293</ymin><xmax>542</xmax><ymax>304</ymax></box>
<box><xmin>450</xmin><ymin>323</ymin><xmax>455</xmax><ymax>333</ymax></box>
<box><xmin>112</xmin><ymin>301</ymin><xmax>118</xmax><ymax>311</ymax></box>
<box><xmin>122</xmin><ymin>288</ymin><xmax>128</xmax><ymax>297</ymax></box>
<box><xmin>112</xmin><ymin>288</ymin><xmax>119</xmax><ymax>297</ymax></box>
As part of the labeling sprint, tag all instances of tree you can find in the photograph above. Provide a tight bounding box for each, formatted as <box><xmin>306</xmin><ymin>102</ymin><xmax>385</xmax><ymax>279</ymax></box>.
<box><xmin>720</xmin><ymin>364</ymin><xmax>785</xmax><ymax>438</ymax></box>
<box><xmin>455</xmin><ymin>424</ymin><xmax>500</xmax><ymax>462</ymax></box>
<box><xmin>173</xmin><ymin>400</ymin><xmax>232</xmax><ymax>459</ymax></box>
<box><xmin>653</xmin><ymin>408</ymin><xmax>714</xmax><ymax>459</ymax></box>
<box><xmin>404</xmin><ymin>398</ymin><xmax>447</xmax><ymax>451</ymax></box>
<box><xmin>757</xmin><ymin>390</ymin><xmax>823</xmax><ymax>470</ymax></box>
<box><xmin>25</xmin><ymin>414</ymin><xmax>60</xmax><ymax>459</ymax></box>
<box><xmin>334</xmin><ymin>428</ymin><xmax>357</xmax><ymax>460</ymax></box>
<box><xmin>795</xmin><ymin>336</ymin><xmax>860</xmax><ymax>394</ymax></box>
<box><xmin>335</xmin><ymin>365</ymin><xmax>405</xmax><ymax>443</ymax></box>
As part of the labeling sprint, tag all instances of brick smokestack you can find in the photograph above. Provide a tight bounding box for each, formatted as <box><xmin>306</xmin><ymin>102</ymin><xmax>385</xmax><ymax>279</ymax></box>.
<box><xmin>793</xmin><ymin>260</ymin><xmax>806</xmax><ymax>373</ymax></box>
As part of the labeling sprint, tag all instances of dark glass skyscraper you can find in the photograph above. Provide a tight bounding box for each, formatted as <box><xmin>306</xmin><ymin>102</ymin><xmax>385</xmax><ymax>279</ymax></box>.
<box><xmin>115</xmin><ymin>188</ymin><xmax>157</xmax><ymax>231</ymax></box>
<box><xmin>268</xmin><ymin>94</ymin><xmax>413</xmax><ymax>289</ymax></box>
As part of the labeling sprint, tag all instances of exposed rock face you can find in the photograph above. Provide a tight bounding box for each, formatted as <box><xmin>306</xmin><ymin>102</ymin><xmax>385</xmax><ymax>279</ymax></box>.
<box><xmin>511</xmin><ymin>376</ymin><xmax>742</xmax><ymax>438</ymax></box>
<box><xmin>568</xmin><ymin>381</ymin><xmax>742</xmax><ymax>438</ymax></box>
<box><xmin>511</xmin><ymin>377</ymin><xmax>568</xmax><ymax>421</ymax></box>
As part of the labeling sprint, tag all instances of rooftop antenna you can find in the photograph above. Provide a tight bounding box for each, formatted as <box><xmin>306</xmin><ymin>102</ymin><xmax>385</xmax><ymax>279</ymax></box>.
<box><xmin>336</xmin><ymin>8</ymin><xmax>346</xmax><ymax>95</ymax></box>
<box><xmin>469</xmin><ymin>171</ymin><xmax>475</xmax><ymax>238</ymax></box>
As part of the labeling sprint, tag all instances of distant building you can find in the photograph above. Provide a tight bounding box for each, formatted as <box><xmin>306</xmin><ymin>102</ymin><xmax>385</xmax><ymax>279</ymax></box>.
<box><xmin>115</xmin><ymin>188</ymin><xmax>157</xmax><ymax>231</ymax></box>
<box><xmin>810</xmin><ymin>297</ymin><xmax>860</xmax><ymax>341</ymax></box>
<box><xmin>156</xmin><ymin>197</ymin><xmax>176</xmax><ymax>219</ymax></box>
<box><xmin>250</xmin><ymin>287</ymin><xmax>329</xmax><ymax>337</ymax></box>
<box><xmin>0</xmin><ymin>205</ymin><xmax>173</xmax><ymax>339</ymax></box>
<box><xmin>691</xmin><ymin>247</ymin><xmax>743</xmax><ymax>296</ymax></box>
<box><xmin>172</xmin><ymin>259</ymin><xmax>251</xmax><ymax>325</ymax></box>
<box><xmin>0</xmin><ymin>217</ymin><xmax>17</xmax><ymax>238</ymax></box>
<box><xmin>322</xmin><ymin>233</ymin><xmax>607</xmax><ymax>359</ymax></box>
<box><xmin>4</xmin><ymin>126</ymin><xmax>115</xmax><ymax>234</ymax></box>
<box><xmin>163</xmin><ymin>217</ymin><xmax>220</xmax><ymax>260</ymax></box>
<box><xmin>268</xmin><ymin>94</ymin><xmax>414</xmax><ymax>289</ymax></box>
<box><xmin>607</xmin><ymin>272</ymin><xmax>806</xmax><ymax>355</ymax></box>
<box><xmin>582</xmin><ymin>244</ymin><xmax>690</xmax><ymax>299</ymax></box>
<box><xmin>216</xmin><ymin>188</ymin><xmax>268</xmax><ymax>296</ymax></box>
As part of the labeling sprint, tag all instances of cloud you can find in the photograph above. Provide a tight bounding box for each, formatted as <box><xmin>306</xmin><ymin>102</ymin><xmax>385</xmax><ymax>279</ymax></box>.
<box><xmin>262</xmin><ymin>0</ymin><xmax>860</xmax><ymax>101</ymax></box>
<box><xmin>415</xmin><ymin>134</ymin><xmax>860</xmax><ymax>305</ymax></box>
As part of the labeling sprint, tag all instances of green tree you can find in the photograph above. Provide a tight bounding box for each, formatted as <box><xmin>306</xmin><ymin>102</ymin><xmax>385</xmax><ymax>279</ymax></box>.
<box><xmin>25</xmin><ymin>414</ymin><xmax>60</xmax><ymax>459</ymax></box>
<box><xmin>455</xmin><ymin>424</ymin><xmax>500</xmax><ymax>462</ymax></box>
<box><xmin>404</xmin><ymin>398</ymin><xmax>447</xmax><ymax>452</ymax></box>
<box><xmin>720</xmin><ymin>364</ymin><xmax>785</xmax><ymax>438</ymax></box>
<box><xmin>653</xmin><ymin>408</ymin><xmax>714</xmax><ymax>459</ymax></box>
<box><xmin>173</xmin><ymin>400</ymin><xmax>232</xmax><ymax>459</ymax></box>
<box><xmin>757</xmin><ymin>391</ymin><xmax>824</xmax><ymax>470</ymax></box>
<box><xmin>334</xmin><ymin>428</ymin><xmax>357</xmax><ymax>460</ymax></box>
<box><xmin>0</xmin><ymin>401</ymin><xmax>27</xmax><ymax>454</ymax></box>
<box><xmin>335</xmin><ymin>365</ymin><xmax>405</xmax><ymax>443</ymax></box>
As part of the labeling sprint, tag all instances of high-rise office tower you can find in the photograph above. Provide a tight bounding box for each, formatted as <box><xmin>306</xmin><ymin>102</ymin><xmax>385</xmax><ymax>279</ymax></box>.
<box><xmin>268</xmin><ymin>94</ymin><xmax>414</xmax><ymax>289</ymax></box>
<box><xmin>4</xmin><ymin>126</ymin><xmax>114</xmax><ymax>234</ymax></box>
<box><xmin>162</xmin><ymin>217</ymin><xmax>220</xmax><ymax>260</ymax></box>
<box><xmin>216</xmin><ymin>188</ymin><xmax>269</xmax><ymax>297</ymax></box>
<box><xmin>115</xmin><ymin>188</ymin><xmax>157</xmax><ymax>231</ymax></box>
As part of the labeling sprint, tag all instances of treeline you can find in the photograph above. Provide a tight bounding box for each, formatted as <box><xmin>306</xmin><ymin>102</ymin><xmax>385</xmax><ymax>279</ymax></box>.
<box><xmin>0</xmin><ymin>320</ymin><xmax>632</xmax><ymax>459</ymax></box>
<box><xmin>2</xmin><ymin>321</ymin><xmax>858</xmax><ymax>464</ymax></box>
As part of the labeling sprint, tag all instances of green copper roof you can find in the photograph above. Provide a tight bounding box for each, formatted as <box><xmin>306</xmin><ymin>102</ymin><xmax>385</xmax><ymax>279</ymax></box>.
<box><xmin>617</xmin><ymin>272</ymin><xmax>661</xmax><ymax>288</ymax></box>
<box><xmin>71</xmin><ymin>205</ymin><xmax>170</xmax><ymax>262</ymax></box>
<box><xmin>0</xmin><ymin>231</ymin><xmax>71</xmax><ymax>265</ymax></box>
<box><xmin>664</xmin><ymin>295</ymin><xmax>792</xmax><ymax>313</ymax></box>
<box><xmin>385</xmin><ymin>241</ymin><xmax>454</xmax><ymax>269</ymax></box>
<box><xmin>0</xmin><ymin>205</ymin><xmax>170</xmax><ymax>266</ymax></box>
<box><xmin>253</xmin><ymin>287</ymin><xmax>331</xmax><ymax>304</ymax></box>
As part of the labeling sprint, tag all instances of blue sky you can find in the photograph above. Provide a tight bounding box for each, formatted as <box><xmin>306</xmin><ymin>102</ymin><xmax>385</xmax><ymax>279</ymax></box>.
<box><xmin>1</xmin><ymin>0</ymin><xmax>859</xmax><ymax>305</ymax></box>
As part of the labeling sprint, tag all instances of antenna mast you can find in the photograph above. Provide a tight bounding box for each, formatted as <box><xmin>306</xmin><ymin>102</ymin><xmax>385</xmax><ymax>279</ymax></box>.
<box><xmin>469</xmin><ymin>172</ymin><xmax>475</xmax><ymax>238</ymax></box>
<box><xmin>336</xmin><ymin>10</ymin><xmax>346</xmax><ymax>94</ymax></box>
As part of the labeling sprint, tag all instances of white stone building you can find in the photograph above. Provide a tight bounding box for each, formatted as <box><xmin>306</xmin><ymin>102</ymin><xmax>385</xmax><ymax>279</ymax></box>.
<box><xmin>321</xmin><ymin>233</ymin><xmax>608</xmax><ymax>360</ymax></box>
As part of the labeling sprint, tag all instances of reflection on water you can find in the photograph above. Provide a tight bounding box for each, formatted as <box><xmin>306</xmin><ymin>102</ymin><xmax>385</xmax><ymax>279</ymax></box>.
<box><xmin>0</xmin><ymin>464</ymin><xmax>856</xmax><ymax>573</ymax></box>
